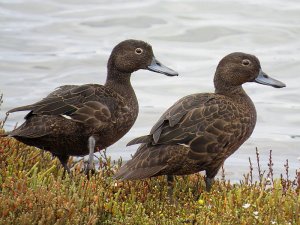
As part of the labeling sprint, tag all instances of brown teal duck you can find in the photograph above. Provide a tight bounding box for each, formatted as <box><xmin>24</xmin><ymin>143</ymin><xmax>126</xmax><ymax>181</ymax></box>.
<box><xmin>1</xmin><ymin>39</ymin><xmax>178</xmax><ymax>174</ymax></box>
<box><xmin>114</xmin><ymin>52</ymin><xmax>286</xmax><ymax>195</ymax></box>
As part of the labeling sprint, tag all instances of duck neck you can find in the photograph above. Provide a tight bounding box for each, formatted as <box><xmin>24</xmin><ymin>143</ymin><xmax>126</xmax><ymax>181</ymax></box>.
<box><xmin>215</xmin><ymin>84</ymin><xmax>252</xmax><ymax>105</ymax></box>
<box><xmin>105</xmin><ymin>65</ymin><xmax>137</xmax><ymax>108</ymax></box>
<box><xmin>215</xmin><ymin>84</ymin><xmax>244</xmax><ymax>96</ymax></box>
<box><xmin>105</xmin><ymin>70</ymin><xmax>134</xmax><ymax>98</ymax></box>
<box><xmin>214</xmin><ymin>71</ymin><xmax>251</xmax><ymax>102</ymax></box>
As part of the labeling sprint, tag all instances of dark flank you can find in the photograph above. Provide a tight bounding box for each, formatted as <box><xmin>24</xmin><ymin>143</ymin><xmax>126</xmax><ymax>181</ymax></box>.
<box><xmin>1</xmin><ymin>39</ymin><xmax>178</xmax><ymax>174</ymax></box>
<box><xmin>115</xmin><ymin>52</ymin><xmax>286</xmax><ymax>196</ymax></box>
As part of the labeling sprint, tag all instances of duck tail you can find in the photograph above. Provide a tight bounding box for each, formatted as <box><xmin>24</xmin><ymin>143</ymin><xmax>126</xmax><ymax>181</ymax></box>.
<box><xmin>126</xmin><ymin>135</ymin><xmax>152</xmax><ymax>146</ymax></box>
<box><xmin>114</xmin><ymin>164</ymin><xmax>164</xmax><ymax>181</ymax></box>
<box><xmin>7</xmin><ymin>105</ymin><xmax>33</xmax><ymax>114</ymax></box>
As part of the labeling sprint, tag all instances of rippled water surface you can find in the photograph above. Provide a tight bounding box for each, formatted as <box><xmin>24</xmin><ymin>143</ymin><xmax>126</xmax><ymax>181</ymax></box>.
<box><xmin>0</xmin><ymin>0</ymin><xmax>299</xmax><ymax>180</ymax></box>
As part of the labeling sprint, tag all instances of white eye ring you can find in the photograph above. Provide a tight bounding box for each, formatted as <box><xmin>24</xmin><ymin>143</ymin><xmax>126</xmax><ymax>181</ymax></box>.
<box><xmin>242</xmin><ymin>59</ymin><xmax>251</xmax><ymax>66</ymax></box>
<box><xmin>135</xmin><ymin>48</ymin><xmax>143</xmax><ymax>55</ymax></box>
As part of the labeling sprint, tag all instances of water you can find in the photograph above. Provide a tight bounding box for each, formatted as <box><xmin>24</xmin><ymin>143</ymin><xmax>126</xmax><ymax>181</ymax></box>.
<box><xmin>0</xmin><ymin>0</ymin><xmax>299</xmax><ymax>181</ymax></box>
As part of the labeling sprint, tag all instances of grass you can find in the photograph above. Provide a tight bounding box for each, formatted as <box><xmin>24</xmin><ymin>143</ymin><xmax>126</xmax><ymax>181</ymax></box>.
<box><xmin>0</xmin><ymin>95</ymin><xmax>299</xmax><ymax>224</ymax></box>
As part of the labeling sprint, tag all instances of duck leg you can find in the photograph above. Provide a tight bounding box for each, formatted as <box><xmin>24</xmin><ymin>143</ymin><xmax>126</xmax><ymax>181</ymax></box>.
<box><xmin>193</xmin><ymin>175</ymin><xmax>201</xmax><ymax>199</ymax></box>
<box><xmin>84</xmin><ymin>136</ymin><xmax>96</xmax><ymax>176</ymax></box>
<box><xmin>205</xmin><ymin>162</ymin><xmax>224</xmax><ymax>191</ymax></box>
<box><xmin>56</xmin><ymin>154</ymin><xmax>71</xmax><ymax>174</ymax></box>
<box><xmin>167</xmin><ymin>175</ymin><xmax>175</xmax><ymax>203</ymax></box>
<box><xmin>205</xmin><ymin>177</ymin><xmax>214</xmax><ymax>192</ymax></box>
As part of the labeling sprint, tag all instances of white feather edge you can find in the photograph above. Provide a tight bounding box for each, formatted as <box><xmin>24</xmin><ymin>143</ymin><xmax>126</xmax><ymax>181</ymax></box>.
<box><xmin>61</xmin><ymin>115</ymin><xmax>72</xmax><ymax>120</ymax></box>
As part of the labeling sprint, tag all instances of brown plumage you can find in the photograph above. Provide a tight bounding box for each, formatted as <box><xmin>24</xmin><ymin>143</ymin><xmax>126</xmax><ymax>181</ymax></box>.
<box><xmin>115</xmin><ymin>52</ymin><xmax>286</xmax><ymax>193</ymax></box>
<box><xmin>2</xmin><ymin>39</ymin><xmax>178</xmax><ymax>173</ymax></box>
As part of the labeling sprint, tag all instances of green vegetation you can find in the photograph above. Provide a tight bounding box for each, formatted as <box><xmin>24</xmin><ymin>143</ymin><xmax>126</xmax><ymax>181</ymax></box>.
<box><xmin>0</xmin><ymin>134</ymin><xmax>299</xmax><ymax>224</ymax></box>
<box><xmin>0</xmin><ymin>95</ymin><xmax>299</xmax><ymax>224</ymax></box>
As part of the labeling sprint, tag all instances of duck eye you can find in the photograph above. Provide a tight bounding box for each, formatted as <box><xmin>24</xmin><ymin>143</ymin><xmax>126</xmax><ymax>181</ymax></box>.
<box><xmin>242</xmin><ymin>59</ymin><xmax>251</xmax><ymax>66</ymax></box>
<box><xmin>135</xmin><ymin>48</ymin><xmax>143</xmax><ymax>55</ymax></box>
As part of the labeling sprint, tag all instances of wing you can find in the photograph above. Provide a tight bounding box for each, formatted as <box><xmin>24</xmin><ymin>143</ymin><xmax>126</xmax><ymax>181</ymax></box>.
<box><xmin>127</xmin><ymin>94</ymin><xmax>213</xmax><ymax>145</ymax></box>
<box><xmin>7</xmin><ymin>85</ymin><xmax>78</xmax><ymax>115</ymax></box>
<box><xmin>8</xmin><ymin>84</ymin><xmax>124</xmax><ymax>128</ymax></box>
<box><xmin>128</xmin><ymin>93</ymin><xmax>250</xmax><ymax>156</ymax></box>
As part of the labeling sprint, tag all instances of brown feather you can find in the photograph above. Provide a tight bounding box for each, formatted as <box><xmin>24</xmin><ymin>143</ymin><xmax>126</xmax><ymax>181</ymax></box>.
<box><xmin>118</xmin><ymin>52</ymin><xmax>284</xmax><ymax>188</ymax></box>
<box><xmin>126</xmin><ymin>135</ymin><xmax>152</xmax><ymax>146</ymax></box>
<box><xmin>4</xmin><ymin>40</ymin><xmax>177</xmax><ymax>169</ymax></box>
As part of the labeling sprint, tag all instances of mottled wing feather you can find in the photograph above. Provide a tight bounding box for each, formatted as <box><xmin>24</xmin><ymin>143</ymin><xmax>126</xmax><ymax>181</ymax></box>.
<box><xmin>128</xmin><ymin>93</ymin><xmax>250</xmax><ymax>157</ymax></box>
<box><xmin>71</xmin><ymin>101</ymin><xmax>116</xmax><ymax>128</ymax></box>
<box><xmin>127</xmin><ymin>94</ymin><xmax>213</xmax><ymax>146</ymax></box>
<box><xmin>156</xmin><ymin>99</ymin><xmax>244</xmax><ymax>155</ymax></box>
<box><xmin>149</xmin><ymin>95</ymin><xmax>200</xmax><ymax>136</ymax></box>
<box><xmin>125</xmin><ymin>96</ymin><xmax>198</xmax><ymax>146</ymax></box>
<box><xmin>7</xmin><ymin>85</ymin><xmax>80</xmax><ymax>114</ymax></box>
<box><xmin>8</xmin><ymin>84</ymin><xmax>123</xmax><ymax>129</ymax></box>
<box><xmin>127</xmin><ymin>135</ymin><xmax>151</xmax><ymax>146</ymax></box>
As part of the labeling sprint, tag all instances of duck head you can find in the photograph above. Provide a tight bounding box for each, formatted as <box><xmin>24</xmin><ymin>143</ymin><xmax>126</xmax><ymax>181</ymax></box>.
<box><xmin>107</xmin><ymin>39</ymin><xmax>178</xmax><ymax>77</ymax></box>
<box><xmin>214</xmin><ymin>52</ymin><xmax>285</xmax><ymax>93</ymax></box>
